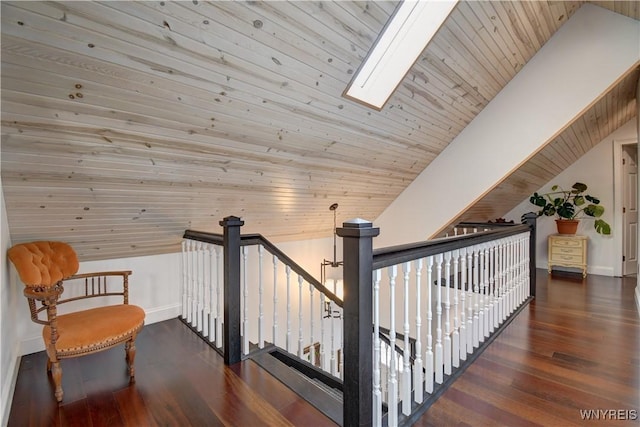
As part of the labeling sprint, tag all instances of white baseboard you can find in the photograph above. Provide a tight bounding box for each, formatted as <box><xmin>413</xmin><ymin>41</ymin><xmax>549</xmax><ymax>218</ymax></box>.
<box><xmin>537</xmin><ymin>262</ymin><xmax>614</xmax><ymax>277</ymax></box>
<box><xmin>1</xmin><ymin>352</ymin><xmax>20</xmax><ymax>427</ymax></box>
<box><xmin>18</xmin><ymin>304</ymin><xmax>182</xmax><ymax>357</ymax></box>
<box><xmin>144</xmin><ymin>303</ymin><xmax>181</xmax><ymax>325</ymax></box>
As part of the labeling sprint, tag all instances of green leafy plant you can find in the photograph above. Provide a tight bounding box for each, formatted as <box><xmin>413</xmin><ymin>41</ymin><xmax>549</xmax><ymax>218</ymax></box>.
<box><xmin>525</xmin><ymin>182</ymin><xmax>611</xmax><ymax>235</ymax></box>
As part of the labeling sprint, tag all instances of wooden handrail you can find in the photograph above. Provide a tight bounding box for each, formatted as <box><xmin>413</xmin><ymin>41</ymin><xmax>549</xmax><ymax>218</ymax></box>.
<box><xmin>373</xmin><ymin>224</ymin><xmax>530</xmax><ymax>270</ymax></box>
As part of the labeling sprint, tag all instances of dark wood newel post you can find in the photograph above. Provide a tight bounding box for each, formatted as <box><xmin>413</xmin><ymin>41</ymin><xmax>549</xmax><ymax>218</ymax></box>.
<box><xmin>523</xmin><ymin>213</ymin><xmax>537</xmax><ymax>297</ymax></box>
<box><xmin>336</xmin><ymin>219</ymin><xmax>380</xmax><ymax>427</ymax></box>
<box><xmin>220</xmin><ymin>215</ymin><xmax>244</xmax><ymax>365</ymax></box>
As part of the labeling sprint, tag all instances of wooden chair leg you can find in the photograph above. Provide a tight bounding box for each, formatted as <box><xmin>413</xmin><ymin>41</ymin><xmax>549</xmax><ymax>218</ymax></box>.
<box><xmin>50</xmin><ymin>360</ymin><xmax>63</xmax><ymax>402</ymax></box>
<box><xmin>45</xmin><ymin>345</ymin><xmax>63</xmax><ymax>402</ymax></box>
<box><xmin>125</xmin><ymin>339</ymin><xmax>137</xmax><ymax>379</ymax></box>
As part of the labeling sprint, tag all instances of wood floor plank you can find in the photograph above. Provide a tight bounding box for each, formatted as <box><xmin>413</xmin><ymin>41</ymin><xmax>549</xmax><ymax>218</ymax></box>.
<box><xmin>7</xmin><ymin>271</ymin><xmax>639</xmax><ymax>426</ymax></box>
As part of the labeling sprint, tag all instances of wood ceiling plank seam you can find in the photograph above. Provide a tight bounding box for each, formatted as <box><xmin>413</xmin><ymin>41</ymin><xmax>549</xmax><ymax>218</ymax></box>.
<box><xmin>447</xmin><ymin>8</ymin><xmax>514</xmax><ymax>86</ymax></box>
<box><xmin>430</xmin><ymin>32</ymin><xmax>503</xmax><ymax>101</ymax></box>
<box><xmin>418</xmin><ymin>49</ymin><xmax>490</xmax><ymax>110</ymax></box>
<box><xmin>477</xmin><ymin>1</ymin><xmax>530</xmax><ymax>69</ymax></box>
<box><xmin>1</xmin><ymin>75</ymin><xmax>440</xmax><ymax>164</ymax></box>
<box><xmin>165</xmin><ymin>0</ymin><xmax>363</xmax><ymax>73</ymax></box>
<box><xmin>485</xmin><ymin>1</ymin><xmax>537</xmax><ymax>69</ymax></box>
<box><xmin>333</xmin><ymin>1</ymin><xmax>396</xmax><ymax>33</ymax></box>
<box><xmin>526</xmin><ymin>152</ymin><xmax>564</xmax><ymax>178</ymax></box>
<box><xmin>580</xmin><ymin>108</ymin><xmax>601</xmax><ymax>152</ymax></box>
<box><xmin>0</xmin><ymin>173</ymin><xmax>407</xmax><ymax>198</ymax></box>
<box><xmin>405</xmin><ymin>60</ymin><xmax>485</xmax><ymax>119</ymax></box>
<box><xmin>454</xmin><ymin>2</ymin><xmax>519</xmax><ymax>82</ymax></box>
<box><xmin>1</xmin><ymin>58</ymin><xmax>440</xmax><ymax>155</ymax></box>
<box><xmin>228</xmin><ymin>0</ymin><xmax>378</xmax><ymax>62</ymax></box>
<box><xmin>1</xmin><ymin>125</ymin><xmax>436</xmax><ymax>176</ymax></box>
<box><xmin>2</xmin><ymin>5</ymin><xmax>431</xmax><ymax>142</ymax></box>
<box><xmin>107</xmin><ymin>0</ymin><xmax>361</xmax><ymax>92</ymax></box>
<box><xmin>557</xmin><ymin>132</ymin><xmax>584</xmax><ymax>166</ymax></box>
<box><xmin>568</xmin><ymin>118</ymin><xmax>591</xmax><ymax>158</ymax></box>
<box><xmin>2</xmin><ymin>133</ymin><xmax>419</xmax><ymax>181</ymax></box>
<box><xmin>531</xmin><ymin>1</ymin><xmax>560</xmax><ymax>42</ymax></box>
<box><xmin>0</xmin><ymin>98</ymin><xmax>429</xmax><ymax>173</ymax></box>
<box><xmin>547</xmin><ymin>136</ymin><xmax>577</xmax><ymax>169</ymax></box>
<box><xmin>512</xmin><ymin>1</ymin><xmax>548</xmax><ymax>51</ymax></box>
<box><xmin>463</xmin><ymin>2</ymin><xmax>522</xmax><ymax>75</ymax></box>
<box><xmin>0</xmin><ymin>171</ymin><xmax>408</xmax><ymax>198</ymax></box>
<box><xmin>504</xmin><ymin>1</ymin><xmax>541</xmax><ymax>57</ymax></box>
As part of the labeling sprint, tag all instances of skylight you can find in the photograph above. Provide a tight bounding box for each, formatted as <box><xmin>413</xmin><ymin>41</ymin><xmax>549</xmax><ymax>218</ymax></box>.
<box><xmin>343</xmin><ymin>0</ymin><xmax>458</xmax><ymax>110</ymax></box>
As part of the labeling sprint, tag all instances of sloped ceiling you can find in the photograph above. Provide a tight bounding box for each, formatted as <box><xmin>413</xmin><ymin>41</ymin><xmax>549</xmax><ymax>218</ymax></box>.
<box><xmin>1</xmin><ymin>1</ymin><xmax>638</xmax><ymax>261</ymax></box>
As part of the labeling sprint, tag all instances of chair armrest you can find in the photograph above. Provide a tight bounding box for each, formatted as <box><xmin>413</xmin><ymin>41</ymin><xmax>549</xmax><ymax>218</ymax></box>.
<box><xmin>68</xmin><ymin>271</ymin><xmax>132</xmax><ymax>280</ymax></box>
<box><xmin>61</xmin><ymin>270</ymin><xmax>134</xmax><ymax>305</ymax></box>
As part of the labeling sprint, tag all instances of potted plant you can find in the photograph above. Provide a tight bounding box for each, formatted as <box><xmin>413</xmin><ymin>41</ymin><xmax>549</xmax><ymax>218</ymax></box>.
<box><xmin>525</xmin><ymin>182</ymin><xmax>611</xmax><ymax>235</ymax></box>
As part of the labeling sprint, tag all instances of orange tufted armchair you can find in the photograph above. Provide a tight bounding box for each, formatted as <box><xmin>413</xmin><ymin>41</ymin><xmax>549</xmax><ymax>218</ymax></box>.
<box><xmin>7</xmin><ymin>241</ymin><xmax>145</xmax><ymax>402</ymax></box>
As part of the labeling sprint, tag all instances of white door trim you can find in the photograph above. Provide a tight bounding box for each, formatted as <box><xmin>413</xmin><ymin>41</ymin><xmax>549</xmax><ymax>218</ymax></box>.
<box><xmin>613</xmin><ymin>138</ymin><xmax>638</xmax><ymax>277</ymax></box>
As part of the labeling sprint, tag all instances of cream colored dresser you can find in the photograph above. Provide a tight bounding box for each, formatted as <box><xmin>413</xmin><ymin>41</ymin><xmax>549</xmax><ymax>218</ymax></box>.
<box><xmin>548</xmin><ymin>234</ymin><xmax>588</xmax><ymax>277</ymax></box>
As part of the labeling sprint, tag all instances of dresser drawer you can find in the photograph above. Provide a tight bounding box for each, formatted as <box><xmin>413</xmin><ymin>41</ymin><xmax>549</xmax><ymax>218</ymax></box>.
<box><xmin>551</xmin><ymin>246</ymin><xmax>582</xmax><ymax>256</ymax></box>
<box><xmin>550</xmin><ymin>253</ymin><xmax>584</xmax><ymax>264</ymax></box>
<box><xmin>550</xmin><ymin>238</ymin><xmax>583</xmax><ymax>248</ymax></box>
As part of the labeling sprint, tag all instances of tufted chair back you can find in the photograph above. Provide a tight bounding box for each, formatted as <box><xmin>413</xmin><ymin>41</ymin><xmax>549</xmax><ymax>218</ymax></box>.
<box><xmin>7</xmin><ymin>241</ymin><xmax>79</xmax><ymax>287</ymax></box>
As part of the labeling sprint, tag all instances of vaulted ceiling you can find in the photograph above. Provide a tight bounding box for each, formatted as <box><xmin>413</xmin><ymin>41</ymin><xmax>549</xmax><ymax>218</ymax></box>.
<box><xmin>1</xmin><ymin>1</ymin><xmax>638</xmax><ymax>261</ymax></box>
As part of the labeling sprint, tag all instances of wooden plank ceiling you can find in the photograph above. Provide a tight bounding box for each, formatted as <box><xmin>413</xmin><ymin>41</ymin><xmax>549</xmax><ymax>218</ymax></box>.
<box><xmin>1</xmin><ymin>1</ymin><xmax>638</xmax><ymax>261</ymax></box>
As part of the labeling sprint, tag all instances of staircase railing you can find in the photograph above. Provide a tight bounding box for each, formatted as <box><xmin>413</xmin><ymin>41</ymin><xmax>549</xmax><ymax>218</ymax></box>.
<box><xmin>182</xmin><ymin>217</ymin><xmax>344</xmax><ymax>376</ymax></box>
<box><xmin>339</xmin><ymin>213</ymin><xmax>537</xmax><ymax>427</ymax></box>
<box><xmin>181</xmin><ymin>214</ymin><xmax>537</xmax><ymax>427</ymax></box>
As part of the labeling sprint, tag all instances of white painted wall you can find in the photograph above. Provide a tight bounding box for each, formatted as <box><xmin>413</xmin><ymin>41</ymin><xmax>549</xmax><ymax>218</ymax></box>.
<box><xmin>375</xmin><ymin>4</ymin><xmax>640</xmax><ymax>248</ymax></box>
<box><xmin>1</xmin><ymin>180</ymin><xmax>18</xmax><ymax>427</ymax></box>
<box><xmin>505</xmin><ymin>119</ymin><xmax>637</xmax><ymax>276</ymax></box>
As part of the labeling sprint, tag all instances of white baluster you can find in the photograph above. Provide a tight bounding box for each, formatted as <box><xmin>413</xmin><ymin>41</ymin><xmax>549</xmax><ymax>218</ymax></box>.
<box><xmin>425</xmin><ymin>256</ymin><xmax>434</xmax><ymax>393</ymax></box>
<box><xmin>209</xmin><ymin>245</ymin><xmax>215</xmax><ymax>343</ymax></box>
<box><xmin>373</xmin><ymin>269</ymin><xmax>382</xmax><ymax>427</ymax></box>
<box><xmin>286</xmin><ymin>265</ymin><xmax>292</xmax><ymax>353</ymax></box>
<box><xmin>473</xmin><ymin>246</ymin><xmax>480</xmax><ymax>349</ymax></box>
<box><xmin>477</xmin><ymin>244</ymin><xmax>485</xmax><ymax>343</ymax></box>
<box><xmin>413</xmin><ymin>259</ymin><xmax>424</xmax><ymax>403</ymax></box>
<box><xmin>498</xmin><ymin>238</ymin><xmax>506</xmax><ymax>323</ymax></box>
<box><xmin>443</xmin><ymin>252</ymin><xmax>452</xmax><ymax>376</ymax></box>
<box><xmin>330</xmin><ymin>300</ymin><xmax>337</xmax><ymax>376</ymax></box>
<box><xmin>298</xmin><ymin>275</ymin><xmax>304</xmax><ymax>358</ymax></box>
<box><xmin>508</xmin><ymin>237</ymin><xmax>515</xmax><ymax>314</ymax></box>
<box><xmin>435</xmin><ymin>254</ymin><xmax>443</xmax><ymax>384</ymax></box>
<box><xmin>494</xmin><ymin>239</ymin><xmax>501</xmax><ymax>324</ymax></box>
<box><xmin>525</xmin><ymin>234</ymin><xmax>531</xmax><ymax>299</ymax></box>
<box><xmin>273</xmin><ymin>255</ymin><xmax>279</xmax><ymax>346</ymax></box>
<box><xmin>459</xmin><ymin>247</ymin><xmax>467</xmax><ymax>361</ymax></box>
<box><xmin>452</xmin><ymin>250</ymin><xmax>460</xmax><ymax>368</ymax></box>
<box><xmin>258</xmin><ymin>245</ymin><xmax>264</xmax><ymax>348</ymax></box>
<box><xmin>402</xmin><ymin>262</ymin><xmax>411</xmax><ymax>415</ymax></box>
<box><xmin>320</xmin><ymin>293</ymin><xmax>326</xmax><ymax>371</ymax></box>
<box><xmin>203</xmin><ymin>244</ymin><xmax>210</xmax><ymax>338</ymax></box>
<box><xmin>483</xmin><ymin>244</ymin><xmax>490</xmax><ymax>339</ymax></box>
<box><xmin>242</xmin><ymin>246</ymin><xmax>249</xmax><ymax>355</ymax></box>
<box><xmin>490</xmin><ymin>243</ymin><xmax>497</xmax><ymax>332</ymax></box>
<box><xmin>466</xmin><ymin>248</ymin><xmax>474</xmax><ymax>354</ymax></box>
<box><xmin>387</xmin><ymin>265</ymin><xmax>398</xmax><ymax>427</ymax></box>
<box><xmin>181</xmin><ymin>240</ymin><xmax>187</xmax><ymax>319</ymax></box>
<box><xmin>215</xmin><ymin>246</ymin><xmax>223</xmax><ymax>348</ymax></box>
<box><xmin>187</xmin><ymin>239</ymin><xmax>194</xmax><ymax>324</ymax></box>
<box><xmin>309</xmin><ymin>284</ymin><xmax>315</xmax><ymax>366</ymax></box>
<box><xmin>197</xmin><ymin>242</ymin><xmax>204</xmax><ymax>333</ymax></box>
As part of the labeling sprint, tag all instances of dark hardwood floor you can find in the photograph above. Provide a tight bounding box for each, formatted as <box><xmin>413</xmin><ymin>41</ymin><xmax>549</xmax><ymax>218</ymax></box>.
<box><xmin>8</xmin><ymin>270</ymin><xmax>639</xmax><ymax>426</ymax></box>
